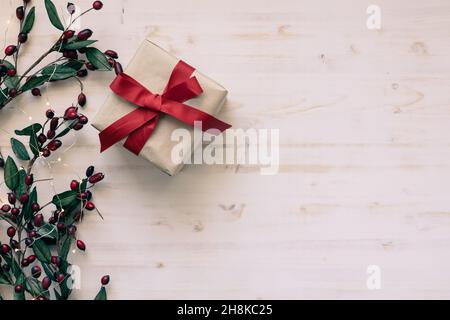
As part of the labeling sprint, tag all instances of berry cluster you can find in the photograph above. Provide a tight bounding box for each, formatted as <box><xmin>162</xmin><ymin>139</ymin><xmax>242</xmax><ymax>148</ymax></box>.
<box><xmin>0</xmin><ymin>0</ymin><xmax>119</xmax><ymax>110</ymax></box>
<box><xmin>0</xmin><ymin>109</ymin><xmax>108</xmax><ymax>300</ymax></box>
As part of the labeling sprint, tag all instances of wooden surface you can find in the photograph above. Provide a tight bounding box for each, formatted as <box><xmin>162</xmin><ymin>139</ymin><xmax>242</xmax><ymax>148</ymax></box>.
<box><xmin>2</xmin><ymin>0</ymin><xmax>450</xmax><ymax>299</ymax></box>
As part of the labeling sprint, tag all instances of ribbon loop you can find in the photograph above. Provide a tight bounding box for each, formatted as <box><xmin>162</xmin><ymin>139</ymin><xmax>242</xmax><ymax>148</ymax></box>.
<box><xmin>99</xmin><ymin>61</ymin><xmax>231</xmax><ymax>155</ymax></box>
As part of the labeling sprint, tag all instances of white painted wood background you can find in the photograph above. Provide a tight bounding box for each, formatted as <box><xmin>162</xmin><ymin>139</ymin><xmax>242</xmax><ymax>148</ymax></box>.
<box><xmin>1</xmin><ymin>0</ymin><xmax>450</xmax><ymax>299</ymax></box>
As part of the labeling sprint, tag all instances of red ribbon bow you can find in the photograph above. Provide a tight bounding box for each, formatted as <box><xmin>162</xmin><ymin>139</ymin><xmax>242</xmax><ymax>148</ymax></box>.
<box><xmin>99</xmin><ymin>61</ymin><xmax>231</xmax><ymax>155</ymax></box>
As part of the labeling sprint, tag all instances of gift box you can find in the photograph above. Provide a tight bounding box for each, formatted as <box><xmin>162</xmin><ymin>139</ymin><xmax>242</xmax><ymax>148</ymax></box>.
<box><xmin>92</xmin><ymin>37</ymin><xmax>230</xmax><ymax>176</ymax></box>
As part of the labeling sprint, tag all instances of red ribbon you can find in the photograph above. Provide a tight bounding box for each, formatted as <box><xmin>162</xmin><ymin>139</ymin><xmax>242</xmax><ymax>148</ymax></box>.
<box><xmin>99</xmin><ymin>61</ymin><xmax>231</xmax><ymax>155</ymax></box>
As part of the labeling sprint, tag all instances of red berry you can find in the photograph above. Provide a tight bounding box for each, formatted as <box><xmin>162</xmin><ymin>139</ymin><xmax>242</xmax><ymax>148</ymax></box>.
<box><xmin>8</xmin><ymin>88</ymin><xmax>17</xmax><ymax>97</ymax></box>
<box><xmin>104</xmin><ymin>50</ymin><xmax>118</xmax><ymax>59</ymax></box>
<box><xmin>34</xmin><ymin>214</ymin><xmax>43</xmax><ymax>227</ymax></box>
<box><xmin>28</xmin><ymin>230</ymin><xmax>37</xmax><ymax>238</ymax></box>
<box><xmin>73</xmin><ymin>123</ymin><xmax>84</xmax><ymax>131</ymax></box>
<box><xmin>85</xmin><ymin>202</ymin><xmax>96</xmax><ymax>211</ymax></box>
<box><xmin>1</xmin><ymin>244</ymin><xmax>11</xmax><ymax>254</ymax></box>
<box><xmin>5</xmin><ymin>45</ymin><xmax>17</xmax><ymax>56</ymax></box>
<box><xmin>56</xmin><ymin>273</ymin><xmax>65</xmax><ymax>283</ymax></box>
<box><xmin>78</xmin><ymin>93</ymin><xmax>87</xmax><ymax>107</ymax></box>
<box><xmin>64</xmin><ymin>106</ymin><xmax>78</xmax><ymax>120</ymax></box>
<box><xmin>31</xmin><ymin>265</ymin><xmax>42</xmax><ymax>278</ymax></box>
<box><xmin>51</xmin><ymin>256</ymin><xmax>60</xmax><ymax>265</ymax></box>
<box><xmin>19</xmin><ymin>193</ymin><xmax>29</xmax><ymax>204</ymax></box>
<box><xmin>31</xmin><ymin>88</ymin><xmax>41</xmax><ymax>96</ymax></box>
<box><xmin>7</xmin><ymin>68</ymin><xmax>16</xmax><ymax>77</ymax></box>
<box><xmin>27</xmin><ymin>255</ymin><xmax>36</xmax><ymax>263</ymax></box>
<box><xmin>101</xmin><ymin>275</ymin><xmax>110</xmax><ymax>285</ymax></box>
<box><xmin>1</xmin><ymin>204</ymin><xmax>11</xmax><ymax>212</ymax></box>
<box><xmin>21</xmin><ymin>258</ymin><xmax>29</xmax><ymax>267</ymax></box>
<box><xmin>63</xmin><ymin>30</ymin><xmax>75</xmax><ymax>40</ymax></box>
<box><xmin>93</xmin><ymin>1</ymin><xmax>103</xmax><ymax>10</ymax></box>
<box><xmin>48</xmin><ymin>140</ymin><xmax>62</xmax><ymax>151</ymax></box>
<box><xmin>11</xmin><ymin>208</ymin><xmax>20</xmax><ymax>216</ymax></box>
<box><xmin>70</xmin><ymin>180</ymin><xmax>80</xmax><ymax>191</ymax></box>
<box><xmin>77</xmin><ymin>69</ymin><xmax>88</xmax><ymax>77</ymax></box>
<box><xmin>42</xmin><ymin>149</ymin><xmax>51</xmax><ymax>158</ymax></box>
<box><xmin>85</xmin><ymin>62</ymin><xmax>96</xmax><ymax>71</ymax></box>
<box><xmin>25</xmin><ymin>174</ymin><xmax>34</xmax><ymax>186</ymax></box>
<box><xmin>8</xmin><ymin>193</ymin><xmax>16</xmax><ymax>204</ymax></box>
<box><xmin>18</xmin><ymin>32</ymin><xmax>28</xmax><ymax>44</ymax></box>
<box><xmin>63</xmin><ymin>50</ymin><xmax>78</xmax><ymax>60</ymax></box>
<box><xmin>86</xmin><ymin>166</ymin><xmax>95</xmax><ymax>177</ymax></box>
<box><xmin>47</xmin><ymin>130</ymin><xmax>56</xmax><ymax>139</ymax></box>
<box><xmin>14</xmin><ymin>285</ymin><xmax>24</xmax><ymax>293</ymax></box>
<box><xmin>114</xmin><ymin>62</ymin><xmax>123</xmax><ymax>75</ymax></box>
<box><xmin>77</xmin><ymin>29</ymin><xmax>93</xmax><ymax>41</ymax></box>
<box><xmin>46</xmin><ymin>109</ymin><xmax>55</xmax><ymax>119</ymax></box>
<box><xmin>7</xmin><ymin>227</ymin><xmax>16</xmax><ymax>238</ymax></box>
<box><xmin>38</xmin><ymin>133</ymin><xmax>47</xmax><ymax>144</ymax></box>
<box><xmin>68</xmin><ymin>225</ymin><xmax>77</xmax><ymax>236</ymax></box>
<box><xmin>57</xmin><ymin>222</ymin><xmax>65</xmax><ymax>231</ymax></box>
<box><xmin>50</xmin><ymin>117</ymin><xmax>59</xmax><ymax>131</ymax></box>
<box><xmin>31</xmin><ymin>203</ymin><xmax>40</xmax><ymax>212</ymax></box>
<box><xmin>78</xmin><ymin>115</ymin><xmax>88</xmax><ymax>125</ymax></box>
<box><xmin>88</xmin><ymin>173</ymin><xmax>104</xmax><ymax>184</ymax></box>
<box><xmin>42</xmin><ymin>277</ymin><xmax>52</xmax><ymax>290</ymax></box>
<box><xmin>16</xmin><ymin>6</ymin><xmax>24</xmax><ymax>20</ymax></box>
<box><xmin>76</xmin><ymin>240</ymin><xmax>86</xmax><ymax>251</ymax></box>
<box><xmin>67</xmin><ymin>111</ymin><xmax>78</xmax><ymax>120</ymax></box>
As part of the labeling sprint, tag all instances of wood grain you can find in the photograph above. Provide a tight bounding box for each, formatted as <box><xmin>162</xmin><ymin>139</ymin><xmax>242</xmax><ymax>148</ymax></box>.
<box><xmin>1</xmin><ymin>0</ymin><xmax>450</xmax><ymax>299</ymax></box>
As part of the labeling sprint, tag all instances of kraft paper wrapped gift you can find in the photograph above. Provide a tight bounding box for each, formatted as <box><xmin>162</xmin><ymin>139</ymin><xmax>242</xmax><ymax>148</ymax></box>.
<box><xmin>92</xmin><ymin>38</ymin><xmax>229</xmax><ymax>176</ymax></box>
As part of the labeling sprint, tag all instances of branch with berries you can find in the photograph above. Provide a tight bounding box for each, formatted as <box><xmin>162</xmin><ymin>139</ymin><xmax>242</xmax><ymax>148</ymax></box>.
<box><xmin>0</xmin><ymin>0</ymin><xmax>122</xmax><ymax>110</ymax></box>
<box><xmin>0</xmin><ymin>107</ymin><xmax>109</xmax><ymax>300</ymax></box>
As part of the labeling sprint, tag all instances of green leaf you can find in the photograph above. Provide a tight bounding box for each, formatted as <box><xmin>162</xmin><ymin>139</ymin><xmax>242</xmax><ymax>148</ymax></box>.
<box><xmin>15</xmin><ymin>123</ymin><xmax>42</xmax><ymax>136</ymax></box>
<box><xmin>0</xmin><ymin>88</ymin><xmax>9</xmax><ymax>106</ymax></box>
<box><xmin>4</xmin><ymin>76</ymin><xmax>19</xmax><ymax>89</ymax></box>
<box><xmin>14</xmin><ymin>274</ymin><xmax>26</xmax><ymax>300</ymax></box>
<box><xmin>42</xmin><ymin>263</ymin><xmax>57</xmax><ymax>281</ymax></box>
<box><xmin>42</xmin><ymin>64</ymin><xmax>77</xmax><ymax>81</ymax></box>
<box><xmin>11</xmin><ymin>138</ymin><xmax>30</xmax><ymax>161</ymax></box>
<box><xmin>94</xmin><ymin>286</ymin><xmax>107</xmax><ymax>300</ymax></box>
<box><xmin>44</xmin><ymin>0</ymin><xmax>65</xmax><ymax>31</ymax></box>
<box><xmin>64</xmin><ymin>60</ymin><xmax>84</xmax><ymax>71</ymax></box>
<box><xmin>32</xmin><ymin>239</ymin><xmax>52</xmax><ymax>264</ymax></box>
<box><xmin>15</xmin><ymin>169</ymin><xmax>27</xmax><ymax>196</ymax></box>
<box><xmin>38</xmin><ymin>223</ymin><xmax>57</xmax><ymax>240</ymax></box>
<box><xmin>85</xmin><ymin>47</ymin><xmax>112</xmax><ymax>71</ymax></box>
<box><xmin>25</xmin><ymin>277</ymin><xmax>41</xmax><ymax>298</ymax></box>
<box><xmin>64</xmin><ymin>40</ymin><xmax>97</xmax><ymax>50</ymax></box>
<box><xmin>59</xmin><ymin>275</ymin><xmax>73</xmax><ymax>300</ymax></box>
<box><xmin>52</xmin><ymin>190</ymin><xmax>78</xmax><ymax>208</ymax></box>
<box><xmin>0</xmin><ymin>269</ymin><xmax>12</xmax><ymax>285</ymax></box>
<box><xmin>22</xmin><ymin>7</ymin><xmax>36</xmax><ymax>34</ymax></box>
<box><xmin>22</xmin><ymin>187</ymin><xmax>37</xmax><ymax>221</ymax></box>
<box><xmin>60</xmin><ymin>236</ymin><xmax>73</xmax><ymax>261</ymax></box>
<box><xmin>4</xmin><ymin>156</ymin><xmax>19</xmax><ymax>190</ymax></box>
<box><xmin>54</xmin><ymin>120</ymin><xmax>78</xmax><ymax>139</ymax></box>
<box><xmin>20</xmin><ymin>75</ymin><xmax>50</xmax><ymax>92</ymax></box>
<box><xmin>29</xmin><ymin>134</ymin><xmax>40</xmax><ymax>157</ymax></box>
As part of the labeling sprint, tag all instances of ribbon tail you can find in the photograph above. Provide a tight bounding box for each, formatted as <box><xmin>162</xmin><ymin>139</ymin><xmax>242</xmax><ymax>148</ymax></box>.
<box><xmin>162</xmin><ymin>101</ymin><xmax>231</xmax><ymax>133</ymax></box>
<box><xmin>123</xmin><ymin>115</ymin><xmax>159</xmax><ymax>155</ymax></box>
<box><xmin>99</xmin><ymin>108</ymin><xmax>158</xmax><ymax>153</ymax></box>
